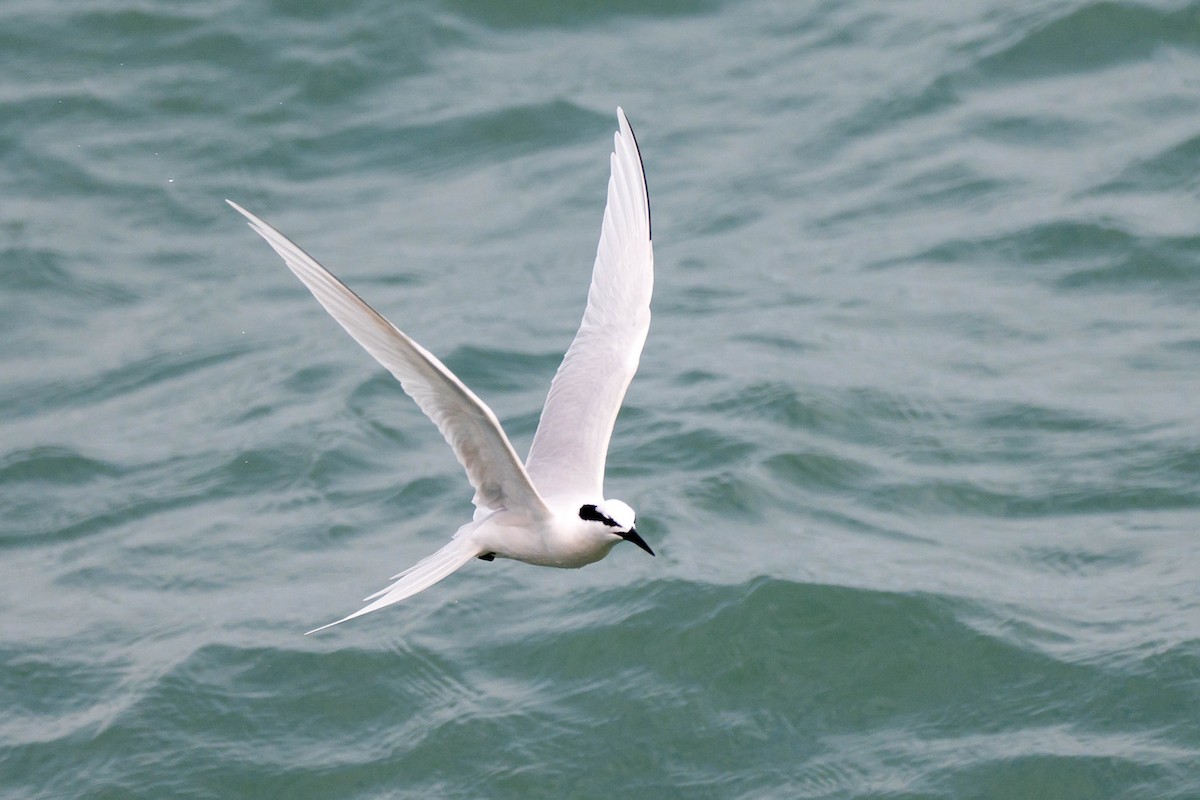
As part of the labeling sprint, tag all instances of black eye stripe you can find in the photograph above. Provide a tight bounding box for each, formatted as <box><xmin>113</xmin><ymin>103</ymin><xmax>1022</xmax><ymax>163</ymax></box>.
<box><xmin>579</xmin><ymin>504</ymin><xmax>618</xmax><ymax>527</ymax></box>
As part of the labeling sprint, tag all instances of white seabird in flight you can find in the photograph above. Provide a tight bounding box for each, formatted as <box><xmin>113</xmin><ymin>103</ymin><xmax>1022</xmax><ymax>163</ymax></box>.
<box><xmin>228</xmin><ymin>108</ymin><xmax>654</xmax><ymax>634</ymax></box>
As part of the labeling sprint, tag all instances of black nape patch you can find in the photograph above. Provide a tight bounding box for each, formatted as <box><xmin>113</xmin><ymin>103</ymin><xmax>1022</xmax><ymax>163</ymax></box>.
<box><xmin>579</xmin><ymin>504</ymin><xmax>617</xmax><ymax>527</ymax></box>
<box><xmin>478</xmin><ymin>552</ymin><xmax>496</xmax><ymax>561</ymax></box>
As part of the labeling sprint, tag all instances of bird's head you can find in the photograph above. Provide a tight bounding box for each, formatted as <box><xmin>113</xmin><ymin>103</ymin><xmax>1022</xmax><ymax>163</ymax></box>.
<box><xmin>578</xmin><ymin>499</ymin><xmax>654</xmax><ymax>556</ymax></box>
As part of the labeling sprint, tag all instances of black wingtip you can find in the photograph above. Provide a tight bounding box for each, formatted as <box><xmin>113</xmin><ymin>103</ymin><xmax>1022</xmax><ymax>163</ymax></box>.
<box><xmin>621</xmin><ymin>111</ymin><xmax>652</xmax><ymax>242</ymax></box>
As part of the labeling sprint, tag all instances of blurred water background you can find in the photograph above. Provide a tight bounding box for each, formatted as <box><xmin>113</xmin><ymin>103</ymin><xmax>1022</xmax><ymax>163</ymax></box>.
<box><xmin>3</xmin><ymin>0</ymin><xmax>1200</xmax><ymax>797</ymax></box>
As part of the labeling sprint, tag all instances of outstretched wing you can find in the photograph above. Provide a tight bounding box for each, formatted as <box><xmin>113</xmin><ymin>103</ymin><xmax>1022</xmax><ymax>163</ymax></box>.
<box><xmin>228</xmin><ymin>200</ymin><xmax>549</xmax><ymax>520</ymax></box>
<box><xmin>524</xmin><ymin>108</ymin><xmax>654</xmax><ymax>499</ymax></box>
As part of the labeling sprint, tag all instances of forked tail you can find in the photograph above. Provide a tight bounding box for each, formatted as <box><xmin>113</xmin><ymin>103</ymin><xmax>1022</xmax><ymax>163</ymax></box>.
<box><xmin>306</xmin><ymin>537</ymin><xmax>483</xmax><ymax>634</ymax></box>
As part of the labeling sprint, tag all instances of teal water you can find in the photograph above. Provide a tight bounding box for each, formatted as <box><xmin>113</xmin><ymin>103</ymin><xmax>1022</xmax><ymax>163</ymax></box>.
<box><xmin>4</xmin><ymin>0</ymin><xmax>1200</xmax><ymax>797</ymax></box>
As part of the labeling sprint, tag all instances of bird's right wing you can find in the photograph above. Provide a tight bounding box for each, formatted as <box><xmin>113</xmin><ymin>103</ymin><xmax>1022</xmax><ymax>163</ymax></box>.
<box><xmin>228</xmin><ymin>200</ymin><xmax>549</xmax><ymax>521</ymax></box>
<box><xmin>524</xmin><ymin>108</ymin><xmax>653</xmax><ymax>499</ymax></box>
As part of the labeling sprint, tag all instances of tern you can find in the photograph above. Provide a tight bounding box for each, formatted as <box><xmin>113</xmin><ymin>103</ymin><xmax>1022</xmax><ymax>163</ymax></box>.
<box><xmin>228</xmin><ymin>108</ymin><xmax>654</xmax><ymax>634</ymax></box>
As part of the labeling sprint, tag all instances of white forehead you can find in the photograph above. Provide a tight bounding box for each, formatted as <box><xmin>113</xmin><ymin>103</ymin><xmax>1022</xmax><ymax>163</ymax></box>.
<box><xmin>598</xmin><ymin>499</ymin><xmax>636</xmax><ymax>529</ymax></box>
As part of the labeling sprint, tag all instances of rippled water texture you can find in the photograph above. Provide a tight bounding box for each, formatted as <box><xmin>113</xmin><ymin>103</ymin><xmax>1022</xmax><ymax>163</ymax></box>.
<box><xmin>3</xmin><ymin>1</ymin><xmax>1200</xmax><ymax>797</ymax></box>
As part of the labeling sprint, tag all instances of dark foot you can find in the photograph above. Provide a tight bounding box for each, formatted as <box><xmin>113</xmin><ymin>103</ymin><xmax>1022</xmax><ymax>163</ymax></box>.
<box><xmin>478</xmin><ymin>552</ymin><xmax>496</xmax><ymax>561</ymax></box>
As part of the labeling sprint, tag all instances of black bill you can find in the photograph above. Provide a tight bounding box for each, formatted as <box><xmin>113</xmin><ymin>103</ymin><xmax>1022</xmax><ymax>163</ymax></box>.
<box><xmin>622</xmin><ymin>527</ymin><xmax>655</xmax><ymax>557</ymax></box>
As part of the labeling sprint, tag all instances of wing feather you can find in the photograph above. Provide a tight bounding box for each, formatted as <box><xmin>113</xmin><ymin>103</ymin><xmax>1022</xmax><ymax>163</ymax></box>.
<box><xmin>227</xmin><ymin>200</ymin><xmax>548</xmax><ymax>519</ymax></box>
<box><xmin>524</xmin><ymin>108</ymin><xmax>653</xmax><ymax>499</ymax></box>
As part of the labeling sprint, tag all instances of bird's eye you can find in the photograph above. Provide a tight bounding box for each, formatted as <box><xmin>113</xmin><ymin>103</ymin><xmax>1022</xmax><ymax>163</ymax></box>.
<box><xmin>579</xmin><ymin>504</ymin><xmax>617</xmax><ymax>526</ymax></box>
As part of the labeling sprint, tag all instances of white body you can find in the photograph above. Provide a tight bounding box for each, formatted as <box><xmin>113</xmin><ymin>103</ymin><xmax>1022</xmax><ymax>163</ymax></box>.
<box><xmin>470</xmin><ymin>495</ymin><xmax>636</xmax><ymax>569</ymax></box>
<box><xmin>228</xmin><ymin>108</ymin><xmax>654</xmax><ymax>633</ymax></box>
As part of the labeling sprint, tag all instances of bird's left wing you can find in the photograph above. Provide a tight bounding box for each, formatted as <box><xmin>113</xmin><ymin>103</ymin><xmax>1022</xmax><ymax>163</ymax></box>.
<box><xmin>524</xmin><ymin>108</ymin><xmax>653</xmax><ymax>499</ymax></box>
<box><xmin>228</xmin><ymin>200</ymin><xmax>549</xmax><ymax>520</ymax></box>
